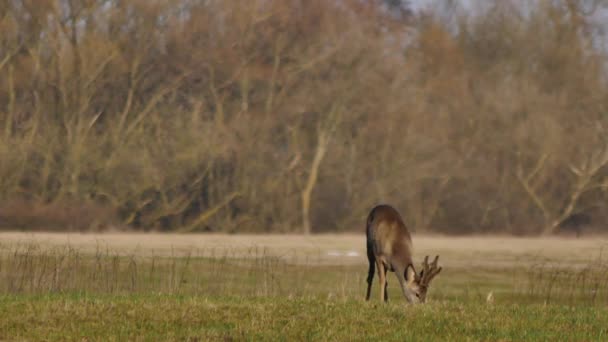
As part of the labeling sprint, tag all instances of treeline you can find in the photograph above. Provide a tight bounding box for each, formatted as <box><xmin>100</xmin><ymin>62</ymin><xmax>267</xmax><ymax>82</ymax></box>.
<box><xmin>0</xmin><ymin>0</ymin><xmax>607</xmax><ymax>235</ymax></box>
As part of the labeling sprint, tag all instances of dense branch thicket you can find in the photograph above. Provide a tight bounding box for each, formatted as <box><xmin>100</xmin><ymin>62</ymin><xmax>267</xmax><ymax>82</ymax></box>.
<box><xmin>1</xmin><ymin>0</ymin><xmax>607</xmax><ymax>235</ymax></box>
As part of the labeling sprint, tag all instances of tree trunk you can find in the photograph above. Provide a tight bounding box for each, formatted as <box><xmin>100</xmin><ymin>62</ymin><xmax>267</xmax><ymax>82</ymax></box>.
<box><xmin>301</xmin><ymin>132</ymin><xmax>329</xmax><ymax>235</ymax></box>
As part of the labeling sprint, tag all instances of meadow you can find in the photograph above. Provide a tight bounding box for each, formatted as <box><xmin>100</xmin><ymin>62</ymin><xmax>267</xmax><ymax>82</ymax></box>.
<box><xmin>3</xmin><ymin>1</ymin><xmax>608</xmax><ymax>340</ymax></box>
<box><xmin>1</xmin><ymin>233</ymin><xmax>608</xmax><ymax>341</ymax></box>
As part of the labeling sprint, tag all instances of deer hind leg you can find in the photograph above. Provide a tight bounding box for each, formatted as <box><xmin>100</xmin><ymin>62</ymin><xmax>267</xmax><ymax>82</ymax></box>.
<box><xmin>377</xmin><ymin>260</ymin><xmax>387</xmax><ymax>302</ymax></box>
<box><xmin>365</xmin><ymin>255</ymin><xmax>375</xmax><ymax>301</ymax></box>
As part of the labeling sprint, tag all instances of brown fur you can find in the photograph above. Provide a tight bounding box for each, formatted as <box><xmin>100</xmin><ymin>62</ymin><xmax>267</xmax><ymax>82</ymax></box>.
<box><xmin>365</xmin><ymin>204</ymin><xmax>442</xmax><ymax>304</ymax></box>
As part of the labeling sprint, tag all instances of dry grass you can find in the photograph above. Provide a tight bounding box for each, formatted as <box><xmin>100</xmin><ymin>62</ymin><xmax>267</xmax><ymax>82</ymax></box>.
<box><xmin>1</xmin><ymin>232</ymin><xmax>606</xmax><ymax>267</ymax></box>
<box><xmin>2</xmin><ymin>233</ymin><xmax>608</xmax><ymax>305</ymax></box>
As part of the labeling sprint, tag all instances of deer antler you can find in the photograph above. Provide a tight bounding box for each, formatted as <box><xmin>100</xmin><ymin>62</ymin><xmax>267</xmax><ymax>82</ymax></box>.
<box><xmin>419</xmin><ymin>255</ymin><xmax>442</xmax><ymax>286</ymax></box>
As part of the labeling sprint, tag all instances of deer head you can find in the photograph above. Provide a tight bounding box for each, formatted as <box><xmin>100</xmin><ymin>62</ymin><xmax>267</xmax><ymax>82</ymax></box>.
<box><xmin>405</xmin><ymin>255</ymin><xmax>443</xmax><ymax>303</ymax></box>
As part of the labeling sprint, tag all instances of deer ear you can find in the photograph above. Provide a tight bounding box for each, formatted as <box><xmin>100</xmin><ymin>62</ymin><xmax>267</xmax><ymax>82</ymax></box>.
<box><xmin>405</xmin><ymin>264</ymin><xmax>417</xmax><ymax>285</ymax></box>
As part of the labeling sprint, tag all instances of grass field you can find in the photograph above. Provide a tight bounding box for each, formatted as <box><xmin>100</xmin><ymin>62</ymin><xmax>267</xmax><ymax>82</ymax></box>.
<box><xmin>1</xmin><ymin>233</ymin><xmax>608</xmax><ymax>341</ymax></box>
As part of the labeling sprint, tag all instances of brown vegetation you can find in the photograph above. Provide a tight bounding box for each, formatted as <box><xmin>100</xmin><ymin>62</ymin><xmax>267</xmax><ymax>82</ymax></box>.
<box><xmin>1</xmin><ymin>232</ymin><xmax>607</xmax><ymax>267</ymax></box>
<box><xmin>1</xmin><ymin>0</ymin><xmax>608</xmax><ymax>235</ymax></box>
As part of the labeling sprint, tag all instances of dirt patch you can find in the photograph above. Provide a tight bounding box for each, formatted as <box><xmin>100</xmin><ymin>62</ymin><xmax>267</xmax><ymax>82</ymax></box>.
<box><xmin>1</xmin><ymin>232</ymin><xmax>607</xmax><ymax>268</ymax></box>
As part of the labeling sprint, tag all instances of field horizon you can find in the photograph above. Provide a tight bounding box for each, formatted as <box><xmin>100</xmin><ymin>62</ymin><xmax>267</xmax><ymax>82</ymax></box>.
<box><xmin>2</xmin><ymin>231</ymin><xmax>607</xmax><ymax>266</ymax></box>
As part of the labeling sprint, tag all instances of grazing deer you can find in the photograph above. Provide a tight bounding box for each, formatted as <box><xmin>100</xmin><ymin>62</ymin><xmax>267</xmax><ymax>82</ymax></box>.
<box><xmin>365</xmin><ymin>204</ymin><xmax>442</xmax><ymax>304</ymax></box>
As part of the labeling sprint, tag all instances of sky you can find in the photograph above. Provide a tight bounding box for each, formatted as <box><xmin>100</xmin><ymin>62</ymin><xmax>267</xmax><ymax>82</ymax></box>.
<box><xmin>409</xmin><ymin>0</ymin><xmax>608</xmax><ymax>51</ymax></box>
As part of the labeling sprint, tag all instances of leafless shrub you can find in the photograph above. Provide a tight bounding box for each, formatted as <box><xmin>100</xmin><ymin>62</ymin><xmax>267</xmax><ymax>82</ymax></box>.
<box><xmin>522</xmin><ymin>254</ymin><xmax>608</xmax><ymax>305</ymax></box>
<box><xmin>0</xmin><ymin>198</ymin><xmax>117</xmax><ymax>231</ymax></box>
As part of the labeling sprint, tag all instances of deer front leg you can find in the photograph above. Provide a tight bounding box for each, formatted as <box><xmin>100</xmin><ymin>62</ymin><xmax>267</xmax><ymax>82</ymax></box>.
<box><xmin>395</xmin><ymin>265</ymin><xmax>416</xmax><ymax>304</ymax></box>
<box><xmin>384</xmin><ymin>279</ymin><xmax>389</xmax><ymax>302</ymax></box>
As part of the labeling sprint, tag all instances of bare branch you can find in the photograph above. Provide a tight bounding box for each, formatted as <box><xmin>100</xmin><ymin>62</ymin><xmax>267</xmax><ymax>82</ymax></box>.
<box><xmin>516</xmin><ymin>154</ymin><xmax>551</xmax><ymax>223</ymax></box>
<box><xmin>180</xmin><ymin>191</ymin><xmax>241</xmax><ymax>233</ymax></box>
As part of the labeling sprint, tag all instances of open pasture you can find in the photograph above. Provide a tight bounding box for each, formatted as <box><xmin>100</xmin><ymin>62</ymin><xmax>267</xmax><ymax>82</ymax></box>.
<box><xmin>1</xmin><ymin>233</ymin><xmax>608</xmax><ymax>340</ymax></box>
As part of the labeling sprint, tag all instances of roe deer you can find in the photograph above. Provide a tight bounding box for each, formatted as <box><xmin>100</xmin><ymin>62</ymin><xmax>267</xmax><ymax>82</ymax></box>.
<box><xmin>365</xmin><ymin>204</ymin><xmax>442</xmax><ymax>304</ymax></box>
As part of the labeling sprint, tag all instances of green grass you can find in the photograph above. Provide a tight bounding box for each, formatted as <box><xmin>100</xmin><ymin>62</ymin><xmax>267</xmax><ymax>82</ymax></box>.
<box><xmin>1</xmin><ymin>294</ymin><xmax>607</xmax><ymax>341</ymax></box>
<box><xmin>1</xmin><ymin>242</ymin><xmax>608</xmax><ymax>340</ymax></box>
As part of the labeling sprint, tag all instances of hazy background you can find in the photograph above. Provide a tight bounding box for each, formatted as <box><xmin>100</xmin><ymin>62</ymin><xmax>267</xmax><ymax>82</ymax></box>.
<box><xmin>1</xmin><ymin>0</ymin><xmax>608</xmax><ymax>236</ymax></box>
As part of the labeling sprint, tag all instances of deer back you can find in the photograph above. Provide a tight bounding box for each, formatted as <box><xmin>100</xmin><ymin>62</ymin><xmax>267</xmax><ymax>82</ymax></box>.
<box><xmin>366</xmin><ymin>204</ymin><xmax>413</xmax><ymax>269</ymax></box>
